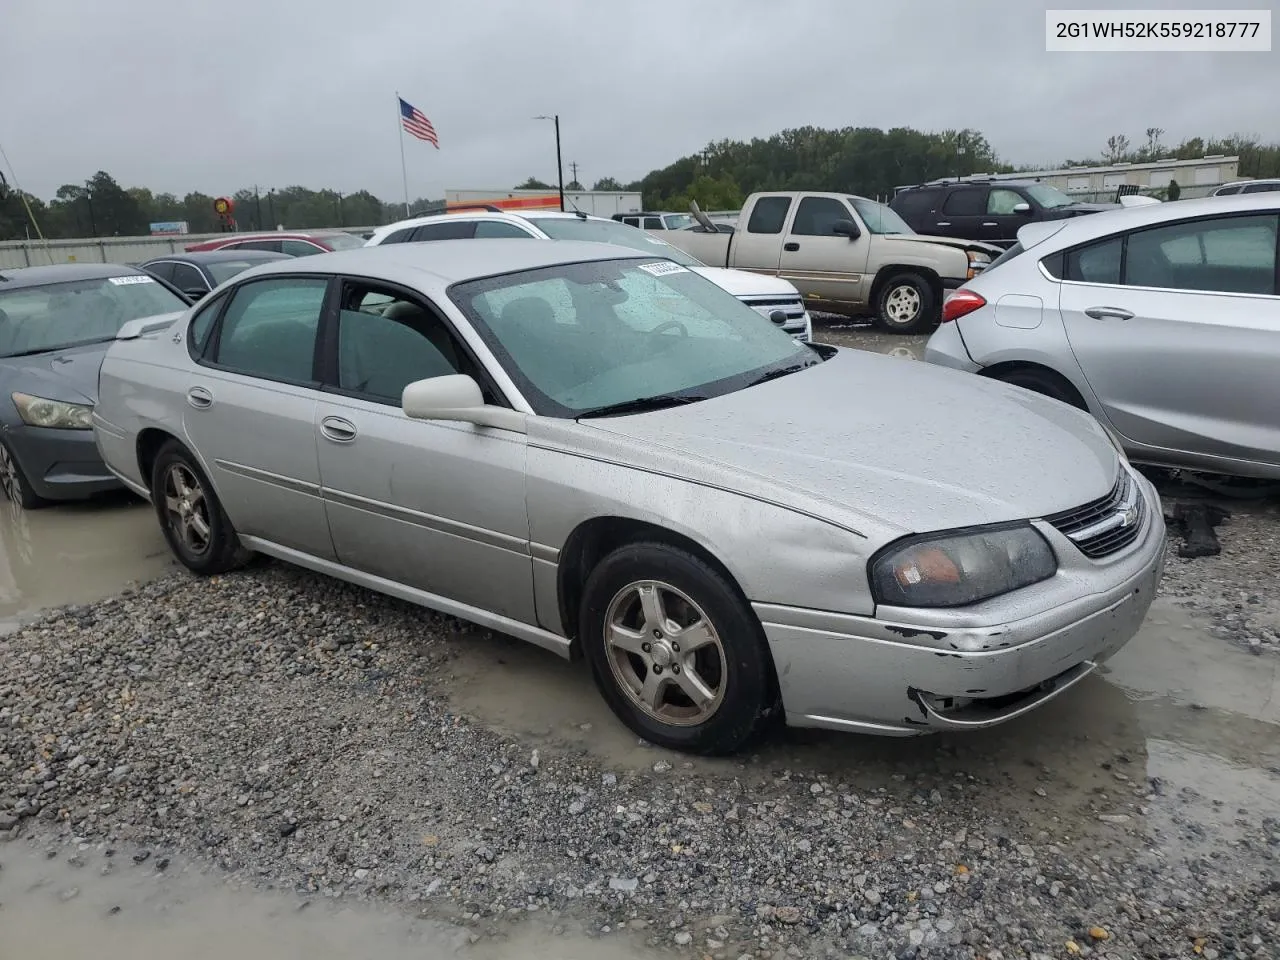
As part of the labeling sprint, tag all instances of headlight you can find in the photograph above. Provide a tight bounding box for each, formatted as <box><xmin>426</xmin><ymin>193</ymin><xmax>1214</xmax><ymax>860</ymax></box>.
<box><xmin>965</xmin><ymin>250</ymin><xmax>992</xmax><ymax>280</ymax></box>
<box><xmin>871</xmin><ymin>523</ymin><xmax>1057</xmax><ymax>608</ymax></box>
<box><xmin>11</xmin><ymin>392</ymin><xmax>94</xmax><ymax>430</ymax></box>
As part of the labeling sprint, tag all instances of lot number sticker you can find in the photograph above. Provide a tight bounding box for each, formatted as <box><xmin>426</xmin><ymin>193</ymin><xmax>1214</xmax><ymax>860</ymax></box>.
<box><xmin>109</xmin><ymin>275</ymin><xmax>156</xmax><ymax>285</ymax></box>
<box><xmin>637</xmin><ymin>261</ymin><xmax>689</xmax><ymax>277</ymax></box>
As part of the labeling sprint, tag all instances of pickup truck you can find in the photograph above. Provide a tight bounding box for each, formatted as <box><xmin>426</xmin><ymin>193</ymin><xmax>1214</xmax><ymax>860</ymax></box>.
<box><xmin>662</xmin><ymin>192</ymin><xmax>1003</xmax><ymax>334</ymax></box>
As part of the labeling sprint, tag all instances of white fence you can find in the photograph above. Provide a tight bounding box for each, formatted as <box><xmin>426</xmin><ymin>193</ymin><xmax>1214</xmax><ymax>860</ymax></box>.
<box><xmin>0</xmin><ymin>227</ymin><xmax>376</xmax><ymax>270</ymax></box>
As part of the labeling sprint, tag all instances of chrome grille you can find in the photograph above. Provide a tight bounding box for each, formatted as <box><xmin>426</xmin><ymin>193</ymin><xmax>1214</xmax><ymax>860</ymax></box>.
<box><xmin>1043</xmin><ymin>469</ymin><xmax>1144</xmax><ymax>559</ymax></box>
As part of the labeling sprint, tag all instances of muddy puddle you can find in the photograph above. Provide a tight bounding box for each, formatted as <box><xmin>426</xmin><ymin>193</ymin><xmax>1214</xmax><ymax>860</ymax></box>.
<box><xmin>815</xmin><ymin>320</ymin><xmax>927</xmax><ymax>360</ymax></box>
<box><xmin>442</xmin><ymin>597</ymin><xmax>1280</xmax><ymax>855</ymax></box>
<box><xmin>0</xmin><ymin>843</ymin><xmax>658</xmax><ymax>960</ymax></box>
<box><xmin>0</xmin><ymin>494</ymin><xmax>176</xmax><ymax>635</ymax></box>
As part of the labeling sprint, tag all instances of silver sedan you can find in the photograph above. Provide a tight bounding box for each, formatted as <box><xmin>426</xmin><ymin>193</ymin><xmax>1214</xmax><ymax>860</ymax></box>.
<box><xmin>91</xmin><ymin>240</ymin><xmax>1166</xmax><ymax>755</ymax></box>
<box><xmin>925</xmin><ymin>192</ymin><xmax>1280</xmax><ymax>480</ymax></box>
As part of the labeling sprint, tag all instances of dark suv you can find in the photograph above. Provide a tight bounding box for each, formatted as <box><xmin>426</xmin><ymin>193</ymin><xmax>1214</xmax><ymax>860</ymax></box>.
<box><xmin>889</xmin><ymin>178</ymin><xmax>1116</xmax><ymax>248</ymax></box>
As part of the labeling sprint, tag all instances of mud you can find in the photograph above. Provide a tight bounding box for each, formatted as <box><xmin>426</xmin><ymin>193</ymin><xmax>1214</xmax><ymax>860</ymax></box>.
<box><xmin>0</xmin><ymin>842</ymin><xmax>655</xmax><ymax>960</ymax></box>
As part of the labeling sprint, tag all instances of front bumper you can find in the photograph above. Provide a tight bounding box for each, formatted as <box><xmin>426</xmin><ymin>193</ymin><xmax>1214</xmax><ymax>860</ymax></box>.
<box><xmin>2</xmin><ymin>423</ymin><xmax>122</xmax><ymax>501</ymax></box>
<box><xmin>755</xmin><ymin>472</ymin><xmax>1166</xmax><ymax>736</ymax></box>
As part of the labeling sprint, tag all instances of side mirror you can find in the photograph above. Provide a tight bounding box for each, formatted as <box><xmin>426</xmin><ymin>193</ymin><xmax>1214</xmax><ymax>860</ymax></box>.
<box><xmin>1012</xmin><ymin>202</ymin><xmax>1032</xmax><ymax>215</ymax></box>
<box><xmin>831</xmin><ymin>219</ymin><xmax>861</xmax><ymax>239</ymax></box>
<box><xmin>401</xmin><ymin>374</ymin><xmax>527</xmax><ymax>433</ymax></box>
<box><xmin>183</xmin><ymin>288</ymin><xmax>207</xmax><ymax>301</ymax></box>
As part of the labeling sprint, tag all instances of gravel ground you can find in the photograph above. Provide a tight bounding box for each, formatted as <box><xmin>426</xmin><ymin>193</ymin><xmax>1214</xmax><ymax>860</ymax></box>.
<box><xmin>3</xmin><ymin>550</ymin><xmax>1278</xmax><ymax>959</ymax></box>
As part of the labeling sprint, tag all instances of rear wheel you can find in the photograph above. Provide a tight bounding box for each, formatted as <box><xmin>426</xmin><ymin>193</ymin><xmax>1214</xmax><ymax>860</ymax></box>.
<box><xmin>991</xmin><ymin>367</ymin><xmax>1086</xmax><ymax>409</ymax></box>
<box><xmin>579</xmin><ymin>542</ymin><xmax>777</xmax><ymax>755</ymax></box>
<box><xmin>0</xmin><ymin>440</ymin><xmax>48</xmax><ymax>510</ymax></box>
<box><xmin>873</xmin><ymin>272</ymin><xmax>937</xmax><ymax>334</ymax></box>
<box><xmin>150</xmin><ymin>441</ymin><xmax>251</xmax><ymax>574</ymax></box>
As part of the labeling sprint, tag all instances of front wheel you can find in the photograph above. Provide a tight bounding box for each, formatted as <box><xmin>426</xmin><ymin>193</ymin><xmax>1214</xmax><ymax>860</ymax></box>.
<box><xmin>873</xmin><ymin>273</ymin><xmax>937</xmax><ymax>334</ymax></box>
<box><xmin>0</xmin><ymin>440</ymin><xmax>48</xmax><ymax>510</ymax></box>
<box><xmin>579</xmin><ymin>542</ymin><xmax>778</xmax><ymax>755</ymax></box>
<box><xmin>150</xmin><ymin>441</ymin><xmax>252</xmax><ymax>574</ymax></box>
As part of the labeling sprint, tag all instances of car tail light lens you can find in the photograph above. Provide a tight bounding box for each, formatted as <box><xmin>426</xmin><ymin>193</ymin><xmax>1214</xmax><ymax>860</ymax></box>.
<box><xmin>941</xmin><ymin>290</ymin><xmax>986</xmax><ymax>323</ymax></box>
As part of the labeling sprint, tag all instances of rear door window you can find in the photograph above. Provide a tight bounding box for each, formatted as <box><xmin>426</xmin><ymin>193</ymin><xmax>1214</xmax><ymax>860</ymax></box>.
<box><xmin>208</xmin><ymin>277</ymin><xmax>327</xmax><ymax>383</ymax></box>
<box><xmin>1123</xmin><ymin>214</ymin><xmax>1278</xmax><ymax>295</ymax></box>
<box><xmin>746</xmin><ymin>196</ymin><xmax>792</xmax><ymax>234</ymax></box>
<box><xmin>412</xmin><ymin>221</ymin><xmax>477</xmax><ymax>241</ymax></box>
<box><xmin>942</xmin><ymin>189</ymin><xmax>986</xmax><ymax>216</ymax></box>
<box><xmin>1065</xmin><ymin>236</ymin><xmax>1123</xmax><ymax>284</ymax></box>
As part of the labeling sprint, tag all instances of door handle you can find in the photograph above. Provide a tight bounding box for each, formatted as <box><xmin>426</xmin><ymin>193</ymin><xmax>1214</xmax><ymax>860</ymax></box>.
<box><xmin>982</xmin><ymin>221</ymin><xmax>998</xmax><ymax>227</ymax></box>
<box><xmin>936</xmin><ymin>221</ymin><xmax>951</xmax><ymax>227</ymax></box>
<box><xmin>319</xmin><ymin>416</ymin><xmax>357</xmax><ymax>443</ymax></box>
<box><xmin>186</xmin><ymin>386</ymin><xmax>213</xmax><ymax>409</ymax></box>
<box><xmin>1084</xmin><ymin>306</ymin><xmax>1135</xmax><ymax>321</ymax></box>
<box><xmin>783</xmin><ymin>242</ymin><xmax>799</xmax><ymax>252</ymax></box>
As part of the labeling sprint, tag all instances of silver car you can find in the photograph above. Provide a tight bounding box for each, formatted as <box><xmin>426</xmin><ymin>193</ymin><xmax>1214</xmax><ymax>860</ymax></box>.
<box><xmin>925</xmin><ymin>193</ymin><xmax>1280</xmax><ymax>480</ymax></box>
<box><xmin>92</xmin><ymin>240</ymin><xmax>1165</xmax><ymax>755</ymax></box>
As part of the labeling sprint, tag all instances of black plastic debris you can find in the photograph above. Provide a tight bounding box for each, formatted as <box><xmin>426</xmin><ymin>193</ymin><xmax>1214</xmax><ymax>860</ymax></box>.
<box><xmin>1164</xmin><ymin>502</ymin><xmax>1231</xmax><ymax>558</ymax></box>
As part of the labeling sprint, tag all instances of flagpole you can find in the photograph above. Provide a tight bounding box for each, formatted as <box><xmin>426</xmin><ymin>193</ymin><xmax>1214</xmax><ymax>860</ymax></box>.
<box><xmin>396</xmin><ymin>91</ymin><xmax>410</xmax><ymax>216</ymax></box>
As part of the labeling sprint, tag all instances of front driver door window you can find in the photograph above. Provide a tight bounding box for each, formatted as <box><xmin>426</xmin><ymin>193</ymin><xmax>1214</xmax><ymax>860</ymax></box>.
<box><xmin>185</xmin><ymin>276</ymin><xmax>334</xmax><ymax>558</ymax></box>
<box><xmin>314</xmin><ymin>280</ymin><xmax>533</xmax><ymax>623</ymax></box>
<box><xmin>780</xmin><ymin>196</ymin><xmax>868</xmax><ymax>304</ymax></box>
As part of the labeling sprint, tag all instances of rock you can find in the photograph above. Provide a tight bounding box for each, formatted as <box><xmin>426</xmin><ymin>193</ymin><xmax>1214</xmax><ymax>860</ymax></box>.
<box><xmin>1097</xmin><ymin>814</ymin><xmax>1131</xmax><ymax>824</ymax></box>
<box><xmin>1088</xmin><ymin>926</ymin><xmax>1109</xmax><ymax>940</ymax></box>
<box><xmin>653</xmin><ymin>760</ymin><xmax>671</xmax><ymax>773</ymax></box>
<box><xmin>608</xmin><ymin>877</ymin><xmax>638</xmax><ymax>892</ymax></box>
<box><xmin>674</xmin><ymin>931</ymin><xmax>692</xmax><ymax>946</ymax></box>
<box><xmin>775</xmin><ymin>906</ymin><xmax>801</xmax><ymax>924</ymax></box>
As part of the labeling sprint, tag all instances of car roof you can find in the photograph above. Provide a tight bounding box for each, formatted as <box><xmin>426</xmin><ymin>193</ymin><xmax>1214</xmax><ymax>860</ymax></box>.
<box><xmin>144</xmin><ymin>250</ymin><xmax>293</xmax><ymax>264</ymax></box>
<box><xmin>0</xmin><ymin>261</ymin><xmax>146</xmax><ymax>290</ymax></box>
<box><xmin>237</xmin><ymin>238</ymin><xmax>662</xmax><ymax>287</ymax></box>
<box><xmin>369</xmin><ymin>208</ymin><xmax>609</xmax><ymax>237</ymax></box>
<box><xmin>1020</xmin><ymin>191</ymin><xmax>1280</xmax><ymax>250</ymax></box>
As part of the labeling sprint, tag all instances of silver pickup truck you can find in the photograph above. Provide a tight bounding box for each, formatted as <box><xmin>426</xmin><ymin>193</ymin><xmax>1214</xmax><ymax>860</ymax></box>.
<box><xmin>662</xmin><ymin>191</ymin><xmax>1003</xmax><ymax>334</ymax></box>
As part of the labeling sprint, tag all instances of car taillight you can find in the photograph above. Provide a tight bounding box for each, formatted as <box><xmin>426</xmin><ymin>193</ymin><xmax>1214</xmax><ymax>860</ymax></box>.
<box><xmin>941</xmin><ymin>290</ymin><xmax>986</xmax><ymax>323</ymax></box>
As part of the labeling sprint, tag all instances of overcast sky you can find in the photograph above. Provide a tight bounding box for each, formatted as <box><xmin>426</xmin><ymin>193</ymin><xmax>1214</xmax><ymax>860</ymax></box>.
<box><xmin>1</xmin><ymin>0</ymin><xmax>1275</xmax><ymax>202</ymax></box>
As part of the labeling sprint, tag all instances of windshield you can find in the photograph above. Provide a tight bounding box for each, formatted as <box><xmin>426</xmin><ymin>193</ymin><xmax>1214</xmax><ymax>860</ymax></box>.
<box><xmin>0</xmin><ymin>275</ymin><xmax>188</xmax><ymax>357</ymax></box>
<box><xmin>207</xmin><ymin>260</ymin><xmax>270</xmax><ymax>285</ymax></box>
<box><xmin>661</xmin><ymin>214</ymin><xmax>695</xmax><ymax>230</ymax></box>
<box><xmin>449</xmin><ymin>257</ymin><xmax>814</xmax><ymax>417</ymax></box>
<box><xmin>849</xmin><ymin>198</ymin><xmax>913</xmax><ymax>235</ymax></box>
<box><xmin>1025</xmin><ymin>184</ymin><xmax>1075</xmax><ymax>209</ymax></box>
<box><xmin>320</xmin><ymin>232</ymin><xmax>368</xmax><ymax>250</ymax></box>
<box><xmin>527</xmin><ymin>217</ymin><xmax>706</xmax><ymax>267</ymax></box>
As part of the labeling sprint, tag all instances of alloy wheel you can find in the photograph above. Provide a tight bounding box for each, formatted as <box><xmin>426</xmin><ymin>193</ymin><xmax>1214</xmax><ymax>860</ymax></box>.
<box><xmin>163</xmin><ymin>463</ymin><xmax>212</xmax><ymax>556</ymax></box>
<box><xmin>0</xmin><ymin>444</ymin><xmax>17</xmax><ymax>503</ymax></box>
<box><xmin>603</xmin><ymin>579</ymin><xmax>727</xmax><ymax>726</ymax></box>
<box><xmin>884</xmin><ymin>284</ymin><xmax>922</xmax><ymax>325</ymax></box>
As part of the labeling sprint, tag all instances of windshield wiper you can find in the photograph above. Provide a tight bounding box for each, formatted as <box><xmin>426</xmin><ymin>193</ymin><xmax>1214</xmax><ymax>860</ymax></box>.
<box><xmin>576</xmin><ymin>393</ymin><xmax>708</xmax><ymax>419</ymax></box>
<box><xmin>746</xmin><ymin>360</ymin><xmax>820</xmax><ymax>388</ymax></box>
<box><xmin>0</xmin><ymin>336</ymin><xmax>115</xmax><ymax>360</ymax></box>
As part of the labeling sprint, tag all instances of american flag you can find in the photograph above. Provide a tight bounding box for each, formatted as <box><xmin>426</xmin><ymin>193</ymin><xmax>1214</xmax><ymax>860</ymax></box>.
<box><xmin>399</xmin><ymin>97</ymin><xmax>439</xmax><ymax>148</ymax></box>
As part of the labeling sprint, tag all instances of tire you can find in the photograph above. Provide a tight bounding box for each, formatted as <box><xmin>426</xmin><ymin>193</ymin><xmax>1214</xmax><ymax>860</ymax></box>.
<box><xmin>579</xmin><ymin>541</ymin><xmax>778</xmax><ymax>755</ymax></box>
<box><xmin>0</xmin><ymin>439</ymin><xmax>49</xmax><ymax>509</ymax></box>
<box><xmin>992</xmin><ymin>367</ymin><xmax>1086</xmax><ymax>410</ymax></box>
<box><xmin>150</xmin><ymin>440</ymin><xmax>251</xmax><ymax>574</ymax></box>
<box><xmin>873</xmin><ymin>272</ymin><xmax>937</xmax><ymax>334</ymax></box>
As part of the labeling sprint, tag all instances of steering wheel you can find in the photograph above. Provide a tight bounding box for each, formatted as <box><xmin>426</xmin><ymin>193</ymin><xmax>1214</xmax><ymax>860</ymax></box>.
<box><xmin>652</xmin><ymin>320</ymin><xmax>688</xmax><ymax>337</ymax></box>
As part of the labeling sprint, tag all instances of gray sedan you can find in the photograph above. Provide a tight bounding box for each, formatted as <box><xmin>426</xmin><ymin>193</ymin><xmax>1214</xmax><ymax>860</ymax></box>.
<box><xmin>91</xmin><ymin>240</ymin><xmax>1166</xmax><ymax>754</ymax></box>
<box><xmin>0</xmin><ymin>263</ymin><xmax>189</xmax><ymax>507</ymax></box>
<box><xmin>925</xmin><ymin>192</ymin><xmax>1280</xmax><ymax>479</ymax></box>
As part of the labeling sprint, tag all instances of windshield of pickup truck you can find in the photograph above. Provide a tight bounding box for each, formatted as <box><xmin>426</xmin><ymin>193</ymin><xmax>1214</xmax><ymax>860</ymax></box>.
<box><xmin>527</xmin><ymin>216</ymin><xmax>706</xmax><ymax>267</ymax></box>
<box><xmin>849</xmin><ymin>198</ymin><xmax>913</xmax><ymax>235</ymax></box>
<box><xmin>1026</xmin><ymin>184</ymin><xmax>1075</xmax><ymax>209</ymax></box>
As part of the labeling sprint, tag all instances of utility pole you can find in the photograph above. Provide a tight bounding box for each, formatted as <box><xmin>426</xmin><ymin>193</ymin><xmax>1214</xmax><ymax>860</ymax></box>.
<box><xmin>335</xmin><ymin>191</ymin><xmax>344</xmax><ymax>226</ymax></box>
<box><xmin>84</xmin><ymin>189</ymin><xmax>97</xmax><ymax>237</ymax></box>
<box><xmin>569</xmin><ymin>161</ymin><xmax>579</xmax><ymax>186</ymax></box>
<box><xmin>267</xmin><ymin>189</ymin><xmax>276</xmax><ymax>229</ymax></box>
<box><xmin>535</xmin><ymin>114</ymin><xmax>564</xmax><ymax>210</ymax></box>
<box><xmin>254</xmin><ymin>185</ymin><xmax>263</xmax><ymax>231</ymax></box>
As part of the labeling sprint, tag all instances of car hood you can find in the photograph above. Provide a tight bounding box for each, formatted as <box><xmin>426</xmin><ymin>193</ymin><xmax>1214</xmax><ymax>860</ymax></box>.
<box><xmin>885</xmin><ymin>233</ymin><xmax>1004</xmax><ymax>256</ymax></box>
<box><xmin>573</xmin><ymin>348</ymin><xmax>1119</xmax><ymax>540</ymax></box>
<box><xmin>0</xmin><ymin>340</ymin><xmax>111</xmax><ymax>405</ymax></box>
<box><xmin>690</xmin><ymin>266</ymin><xmax>803</xmax><ymax>299</ymax></box>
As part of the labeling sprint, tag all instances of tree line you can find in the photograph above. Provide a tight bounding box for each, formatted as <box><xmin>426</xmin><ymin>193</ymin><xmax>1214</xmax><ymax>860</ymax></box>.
<box><xmin>3</xmin><ymin>126</ymin><xmax>1279</xmax><ymax>241</ymax></box>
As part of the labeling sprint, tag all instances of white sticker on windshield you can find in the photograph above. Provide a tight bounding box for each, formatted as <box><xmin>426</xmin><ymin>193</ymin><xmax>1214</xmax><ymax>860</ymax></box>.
<box><xmin>109</xmin><ymin>275</ymin><xmax>155</xmax><ymax>285</ymax></box>
<box><xmin>637</xmin><ymin>261</ymin><xmax>688</xmax><ymax>277</ymax></box>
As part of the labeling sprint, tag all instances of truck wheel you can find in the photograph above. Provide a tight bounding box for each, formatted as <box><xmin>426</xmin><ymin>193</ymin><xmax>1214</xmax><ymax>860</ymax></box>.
<box><xmin>874</xmin><ymin>273</ymin><xmax>937</xmax><ymax>334</ymax></box>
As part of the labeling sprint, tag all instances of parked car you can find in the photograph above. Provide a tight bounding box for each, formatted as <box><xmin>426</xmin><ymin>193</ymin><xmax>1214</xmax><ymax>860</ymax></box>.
<box><xmin>91</xmin><ymin>240</ymin><xmax>1164</xmax><ymax>754</ymax></box>
<box><xmin>662</xmin><ymin>191</ymin><xmax>1002</xmax><ymax>333</ymax></box>
<box><xmin>365</xmin><ymin>210</ymin><xmax>813</xmax><ymax>341</ymax></box>
<box><xmin>138</xmin><ymin>250</ymin><xmax>292</xmax><ymax>301</ymax></box>
<box><xmin>1211</xmin><ymin>178</ymin><xmax>1280</xmax><ymax>196</ymax></box>
<box><xmin>890</xmin><ymin>178</ymin><xmax>1118</xmax><ymax>249</ymax></box>
<box><xmin>611</xmin><ymin>211</ymin><xmax>697</xmax><ymax>231</ymax></box>
<box><xmin>924</xmin><ymin>192</ymin><xmax>1280</xmax><ymax>480</ymax></box>
<box><xmin>184</xmin><ymin>231</ymin><xmax>367</xmax><ymax>256</ymax></box>
<box><xmin>0</xmin><ymin>263</ymin><xmax>189</xmax><ymax>507</ymax></box>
